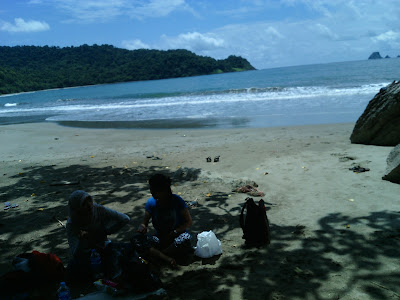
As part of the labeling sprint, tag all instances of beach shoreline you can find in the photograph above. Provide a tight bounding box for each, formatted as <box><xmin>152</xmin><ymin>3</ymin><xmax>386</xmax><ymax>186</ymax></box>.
<box><xmin>1</xmin><ymin>122</ymin><xmax>400</xmax><ymax>299</ymax></box>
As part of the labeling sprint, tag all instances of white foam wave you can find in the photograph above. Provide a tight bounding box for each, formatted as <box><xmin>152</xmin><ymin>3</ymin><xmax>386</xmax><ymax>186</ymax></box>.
<box><xmin>117</xmin><ymin>82</ymin><xmax>386</xmax><ymax>108</ymax></box>
<box><xmin>0</xmin><ymin>82</ymin><xmax>386</xmax><ymax>116</ymax></box>
<box><xmin>56</xmin><ymin>98</ymin><xmax>78</xmax><ymax>102</ymax></box>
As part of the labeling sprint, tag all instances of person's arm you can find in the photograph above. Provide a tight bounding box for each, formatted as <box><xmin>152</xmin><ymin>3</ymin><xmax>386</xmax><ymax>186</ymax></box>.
<box><xmin>66</xmin><ymin>222</ymin><xmax>89</xmax><ymax>258</ymax></box>
<box><xmin>137</xmin><ymin>210</ymin><xmax>151</xmax><ymax>234</ymax></box>
<box><xmin>172</xmin><ymin>208</ymin><xmax>192</xmax><ymax>235</ymax></box>
<box><xmin>149</xmin><ymin>247</ymin><xmax>176</xmax><ymax>267</ymax></box>
<box><xmin>100</xmin><ymin>206</ymin><xmax>130</xmax><ymax>235</ymax></box>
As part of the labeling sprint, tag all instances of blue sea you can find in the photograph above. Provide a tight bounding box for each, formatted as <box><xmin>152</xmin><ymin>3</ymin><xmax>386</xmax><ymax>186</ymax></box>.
<box><xmin>1</xmin><ymin>58</ymin><xmax>399</xmax><ymax>129</ymax></box>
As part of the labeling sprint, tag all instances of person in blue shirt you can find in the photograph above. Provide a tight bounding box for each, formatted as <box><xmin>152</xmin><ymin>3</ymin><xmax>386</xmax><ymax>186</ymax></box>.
<box><xmin>137</xmin><ymin>173</ymin><xmax>193</xmax><ymax>265</ymax></box>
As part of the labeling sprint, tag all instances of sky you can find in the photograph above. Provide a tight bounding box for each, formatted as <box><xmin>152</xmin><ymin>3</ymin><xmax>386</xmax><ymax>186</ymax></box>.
<box><xmin>1</xmin><ymin>0</ymin><xmax>399</xmax><ymax>70</ymax></box>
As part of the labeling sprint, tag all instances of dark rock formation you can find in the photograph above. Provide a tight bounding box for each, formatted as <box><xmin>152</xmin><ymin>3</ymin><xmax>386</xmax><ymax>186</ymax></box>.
<box><xmin>368</xmin><ymin>52</ymin><xmax>382</xmax><ymax>59</ymax></box>
<box><xmin>350</xmin><ymin>81</ymin><xmax>400</xmax><ymax>146</ymax></box>
<box><xmin>382</xmin><ymin>144</ymin><xmax>400</xmax><ymax>184</ymax></box>
<box><xmin>385</xmin><ymin>55</ymin><xmax>391</xmax><ymax>58</ymax></box>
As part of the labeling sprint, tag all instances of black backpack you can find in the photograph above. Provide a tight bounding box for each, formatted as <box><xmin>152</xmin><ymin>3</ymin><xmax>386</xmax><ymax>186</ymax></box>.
<box><xmin>240</xmin><ymin>197</ymin><xmax>270</xmax><ymax>247</ymax></box>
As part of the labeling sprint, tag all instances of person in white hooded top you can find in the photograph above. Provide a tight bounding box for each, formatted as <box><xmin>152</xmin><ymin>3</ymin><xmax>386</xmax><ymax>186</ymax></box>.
<box><xmin>66</xmin><ymin>190</ymin><xmax>130</xmax><ymax>282</ymax></box>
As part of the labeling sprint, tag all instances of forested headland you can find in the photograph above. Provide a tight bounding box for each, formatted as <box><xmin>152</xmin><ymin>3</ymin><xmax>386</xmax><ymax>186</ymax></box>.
<box><xmin>0</xmin><ymin>44</ymin><xmax>256</xmax><ymax>95</ymax></box>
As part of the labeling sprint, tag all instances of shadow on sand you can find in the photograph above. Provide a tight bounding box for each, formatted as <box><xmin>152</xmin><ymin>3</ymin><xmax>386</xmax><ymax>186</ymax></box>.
<box><xmin>1</xmin><ymin>164</ymin><xmax>400</xmax><ymax>299</ymax></box>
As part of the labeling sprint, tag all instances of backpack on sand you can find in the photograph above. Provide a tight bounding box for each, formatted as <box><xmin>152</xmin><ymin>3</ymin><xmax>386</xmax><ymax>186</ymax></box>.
<box><xmin>240</xmin><ymin>197</ymin><xmax>270</xmax><ymax>247</ymax></box>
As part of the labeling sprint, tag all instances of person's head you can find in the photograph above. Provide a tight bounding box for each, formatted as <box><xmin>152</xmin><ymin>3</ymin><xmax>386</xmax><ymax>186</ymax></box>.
<box><xmin>149</xmin><ymin>174</ymin><xmax>172</xmax><ymax>205</ymax></box>
<box><xmin>68</xmin><ymin>190</ymin><xmax>94</xmax><ymax>225</ymax></box>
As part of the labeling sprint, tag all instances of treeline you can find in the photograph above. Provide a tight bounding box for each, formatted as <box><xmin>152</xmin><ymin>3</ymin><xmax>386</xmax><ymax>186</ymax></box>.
<box><xmin>0</xmin><ymin>44</ymin><xmax>255</xmax><ymax>95</ymax></box>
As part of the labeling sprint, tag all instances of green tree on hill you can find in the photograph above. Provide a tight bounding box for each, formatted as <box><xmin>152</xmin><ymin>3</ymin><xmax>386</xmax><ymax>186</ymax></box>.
<box><xmin>0</xmin><ymin>45</ymin><xmax>256</xmax><ymax>95</ymax></box>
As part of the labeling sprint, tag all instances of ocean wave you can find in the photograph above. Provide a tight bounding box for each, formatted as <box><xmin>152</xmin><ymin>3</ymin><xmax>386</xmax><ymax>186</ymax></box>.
<box><xmin>114</xmin><ymin>82</ymin><xmax>386</xmax><ymax>107</ymax></box>
<box><xmin>221</xmin><ymin>82</ymin><xmax>386</xmax><ymax>97</ymax></box>
<box><xmin>114</xmin><ymin>92</ymin><xmax>185</xmax><ymax>100</ymax></box>
<box><xmin>113</xmin><ymin>86</ymin><xmax>290</xmax><ymax>100</ymax></box>
<box><xmin>113</xmin><ymin>82</ymin><xmax>387</xmax><ymax>103</ymax></box>
<box><xmin>56</xmin><ymin>98</ymin><xmax>78</xmax><ymax>102</ymax></box>
<box><xmin>0</xmin><ymin>82</ymin><xmax>385</xmax><ymax>116</ymax></box>
<box><xmin>0</xmin><ymin>81</ymin><xmax>387</xmax><ymax>121</ymax></box>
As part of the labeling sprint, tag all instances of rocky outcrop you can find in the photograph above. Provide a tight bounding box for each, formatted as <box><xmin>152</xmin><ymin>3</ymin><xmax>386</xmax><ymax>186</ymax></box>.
<box><xmin>385</xmin><ymin>55</ymin><xmax>391</xmax><ymax>58</ymax></box>
<box><xmin>368</xmin><ymin>52</ymin><xmax>382</xmax><ymax>59</ymax></box>
<box><xmin>382</xmin><ymin>144</ymin><xmax>400</xmax><ymax>184</ymax></box>
<box><xmin>350</xmin><ymin>81</ymin><xmax>400</xmax><ymax>146</ymax></box>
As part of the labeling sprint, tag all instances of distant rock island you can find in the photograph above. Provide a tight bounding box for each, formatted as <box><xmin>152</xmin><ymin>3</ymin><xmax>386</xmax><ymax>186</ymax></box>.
<box><xmin>368</xmin><ymin>52</ymin><xmax>399</xmax><ymax>59</ymax></box>
<box><xmin>368</xmin><ymin>52</ymin><xmax>383</xmax><ymax>59</ymax></box>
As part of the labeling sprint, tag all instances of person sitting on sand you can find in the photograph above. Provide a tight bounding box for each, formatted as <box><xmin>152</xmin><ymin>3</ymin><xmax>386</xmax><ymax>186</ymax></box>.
<box><xmin>137</xmin><ymin>173</ymin><xmax>193</xmax><ymax>266</ymax></box>
<box><xmin>66</xmin><ymin>190</ymin><xmax>130</xmax><ymax>281</ymax></box>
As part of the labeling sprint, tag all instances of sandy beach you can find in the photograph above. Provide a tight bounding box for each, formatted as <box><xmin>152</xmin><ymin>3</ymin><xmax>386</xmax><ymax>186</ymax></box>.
<box><xmin>1</xmin><ymin>121</ymin><xmax>400</xmax><ymax>299</ymax></box>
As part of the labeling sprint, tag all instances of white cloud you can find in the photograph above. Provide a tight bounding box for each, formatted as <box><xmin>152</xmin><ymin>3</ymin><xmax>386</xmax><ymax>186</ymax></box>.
<box><xmin>54</xmin><ymin>0</ymin><xmax>126</xmax><ymax>23</ymax></box>
<box><xmin>153</xmin><ymin>23</ymin><xmax>286</xmax><ymax>68</ymax></box>
<box><xmin>371</xmin><ymin>30</ymin><xmax>400</xmax><ymax>51</ymax></box>
<box><xmin>156</xmin><ymin>18</ymin><xmax>369</xmax><ymax>69</ymax></box>
<box><xmin>0</xmin><ymin>18</ymin><xmax>50</xmax><ymax>33</ymax></box>
<box><xmin>22</xmin><ymin>0</ymin><xmax>400</xmax><ymax>68</ymax></box>
<box><xmin>27</xmin><ymin>0</ymin><xmax>44</xmax><ymax>4</ymax></box>
<box><xmin>121</xmin><ymin>39</ymin><xmax>150</xmax><ymax>50</ymax></box>
<box><xmin>214</xmin><ymin>23</ymin><xmax>294</xmax><ymax>66</ymax></box>
<box><xmin>372</xmin><ymin>30</ymin><xmax>400</xmax><ymax>42</ymax></box>
<box><xmin>314</xmin><ymin>23</ymin><xmax>339</xmax><ymax>40</ymax></box>
<box><xmin>133</xmin><ymin>0</ymin><xmax>189</xmax><ymax>18</ymax></box>
<box><xmin>34</xmin><ymin>0</ymin><xmax>191</xmax><ymax>23</ymax></box>
<box><xmin>207</xmin><ymin>0</ymin><xmax>400</xmax><ymax>68</ymax></box>
<box><xmin>161</xmin><ymin>32</ymin><xmax>225</xmax><ymax>51</ymax></box>
<box><xmin>263</xmin><ymin>26</ymin><xmax>284</xmax><ymax>40</ymax></box>
<box><xmin>146</xmin><ymin>0</ymin><xmax>400</xmax><ymax>69</ymax></box>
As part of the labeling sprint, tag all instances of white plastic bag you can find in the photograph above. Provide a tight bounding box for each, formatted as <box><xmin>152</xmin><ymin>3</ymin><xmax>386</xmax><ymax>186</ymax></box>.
<box><xmin>194</xmin><ymin>230</ymin><xmax>222</xmax><ymax>258</ymax></box>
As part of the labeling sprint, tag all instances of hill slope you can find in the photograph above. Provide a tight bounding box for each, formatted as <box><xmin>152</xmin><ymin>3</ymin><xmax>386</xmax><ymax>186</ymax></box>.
<box><xmin>0</xmin><ymin>45</ymin><xmax>256</xmax><ymax>94</ymax></box>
